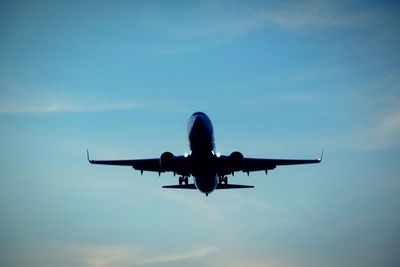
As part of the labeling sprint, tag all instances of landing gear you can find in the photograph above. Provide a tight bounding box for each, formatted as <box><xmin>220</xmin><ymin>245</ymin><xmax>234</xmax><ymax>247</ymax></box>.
<box><xmin>218</xmin><ymin>176</ymin><xmax>228</xmax><ymax>185</ymax></box>
<box><xmin>179</xmin><ymin>176</ymin><xmax>189</xmax><ymax>185</ymax></box>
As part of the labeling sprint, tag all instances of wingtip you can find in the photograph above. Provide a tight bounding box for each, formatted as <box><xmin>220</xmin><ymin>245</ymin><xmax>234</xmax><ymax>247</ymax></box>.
<box><xmin>319</xmin><ymin>148</ymin><xmax>324</xmax><ymax>162</ymax></box>
<box><xmin>86</xmin><ymin>149</ymin><xmax>92</xmax><ymax>163</ymax></box>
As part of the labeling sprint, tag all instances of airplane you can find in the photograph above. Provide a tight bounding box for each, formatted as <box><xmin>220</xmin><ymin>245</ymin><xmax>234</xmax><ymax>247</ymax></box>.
<box><xmin>87</xmin><ymin>112</ymin><xmax>323</xmax><ymax>196</ymax></box>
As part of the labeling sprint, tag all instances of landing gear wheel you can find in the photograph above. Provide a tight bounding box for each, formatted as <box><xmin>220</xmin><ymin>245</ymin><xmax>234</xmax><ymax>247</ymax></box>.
<box><xmin>218</xmin><ymin>176</ymin><xmax>228</xmax><ymax>185</ymax></box>
<box><xmin>179</xmin><ymin>176</ymin><xmax>188</xmax><ymax>185</ymax></box>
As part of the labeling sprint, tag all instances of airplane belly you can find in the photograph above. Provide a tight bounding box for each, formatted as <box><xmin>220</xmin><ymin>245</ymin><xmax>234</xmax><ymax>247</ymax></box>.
<box><xmin>194</xmin><ymin>175</ymin><xmax>217</xmax><ymax>195</ymax></box>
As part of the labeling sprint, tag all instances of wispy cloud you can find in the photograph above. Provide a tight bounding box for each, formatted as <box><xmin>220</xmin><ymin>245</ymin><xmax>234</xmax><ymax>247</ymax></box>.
<box><xmin>219</xmin><ymin>259</ymin><xmax>291</xmax><ymax>267</ymax></box>
<box><xmin>0</xmin><ymin>82</ymin><xmax>195</xmax><ymax>114</ymax></box>
<box><xmin>0</xmin><ymin>83</ymin><xmax>139</xmax><ymax>114</ymax></box>
<box><xmin>257</xmin><ymin>1</ymin><xmax>369</xmax><ymax>30</ymax></box>
<box><xmin>5</xmin><ymin>243</ymin><xmax>217</xmax><ymax>267</ymax></box>
<box><xmin>358</xmin><ymin>106</ymin><xmax>400</xmax><ymax>150</ymax></box>
<box><xmin>58</xmin><ymin>243</ymin><xmax>141</xmax><ymax>267</ymax></box>
<box><xmin>0</xmin><ymin>100</ymin><xmax>138</xmax><ymax>114</ymax></box>
<box><xmin>10</xmin><ymin>242</ymin><xmax>296</xmax><ymax>267</ymax></box>
<box><xmin>148</xmin><ymin>0</ymin><xmax>396</xmax><ymax>47</ymax></box>
<box><xmin>135</xmin><ymin>246</ymin><xmax>218</xmax><ymax>265</ymax></box>
<box><xmin>38</xmin><ymin>243</ymin><xmax>218</xmax><ymax>267</ymax></box>
<box><xmin>6</xmin><ymin>79</ymin><xmax>201</xmax><ymax>115</ymax></box>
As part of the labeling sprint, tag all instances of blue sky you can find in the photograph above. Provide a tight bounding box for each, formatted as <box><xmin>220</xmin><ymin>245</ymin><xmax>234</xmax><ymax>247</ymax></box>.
<box><xmin>0</xmin><ymin>1</ymin><xmax>399</xmax><ymax>266</ymax></box>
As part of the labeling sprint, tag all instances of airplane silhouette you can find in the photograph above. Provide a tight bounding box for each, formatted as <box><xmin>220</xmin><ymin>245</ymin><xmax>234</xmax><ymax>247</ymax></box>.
<box><xmin>88</xmin><ymin>112</ymin><xmax>323</xmax><ymax>196</ymax></box>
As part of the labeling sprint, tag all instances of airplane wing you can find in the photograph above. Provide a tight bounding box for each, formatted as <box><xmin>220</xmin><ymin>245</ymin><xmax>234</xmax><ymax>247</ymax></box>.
<box><xmin>217</xmin><ymin>150</ymin><xmax>323</xmax><ymax>175</ymax></box>
<box><xmin>216</xmin><ymin>184</ymin><xmax>254</xmax><ymax>189</ymax></box>
<box><xmin>162</xmin><ymin>184</ymin><xmax>197</xmax><ymax>189</ymax></box>
<box><xmin>87</xmin><ymin>150</ymin><xmax>189</xmax><ymax>175</ymax></box>
<box><xmin>243</xmin><ymin>157</ymin><xmax>321</xmax><ymax>172</ymax></box>
<box><xmin>87</xmin><ymin>150</ymin><xmax>164</xmax><ymax>173</ymax></box>
<box><xmin>161</xmin><ymin>184</ymin><xmax>254</xmax><ymax>189</ymax></box>
<box><xmin>243</xmin><ymin>149</ymin><xmax>323</xmax><ymax>173</ymax></box>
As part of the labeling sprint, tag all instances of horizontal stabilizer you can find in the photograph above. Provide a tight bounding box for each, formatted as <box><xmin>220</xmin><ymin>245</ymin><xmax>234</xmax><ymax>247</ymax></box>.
<box><xmin>162</xmin><ymin>184</ymin><xmax>197</xmax><ymax>189</ymax></box>
<box><xmin>216</xmin><ymin>184</ymin><xmax>254</xmax><ymax>189</ymax></box>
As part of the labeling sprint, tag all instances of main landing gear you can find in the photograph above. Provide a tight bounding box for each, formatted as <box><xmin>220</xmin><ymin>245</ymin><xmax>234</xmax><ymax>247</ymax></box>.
<box><xmin>178</xmin><ymin>176</ymin><xmax>189</xmax><ymax>185</ymax></box>
<box><xmin>218</xmin><ymin>176</ymin><xmax>228</xmax><ymax>185</ymax></box>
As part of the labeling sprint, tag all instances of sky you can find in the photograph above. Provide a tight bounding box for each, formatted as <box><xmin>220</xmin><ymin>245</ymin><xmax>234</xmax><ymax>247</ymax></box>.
<box><xmin>0</xmin><ymin>0</ymin><xmax>399</xmax><ymax>266</ymax></box>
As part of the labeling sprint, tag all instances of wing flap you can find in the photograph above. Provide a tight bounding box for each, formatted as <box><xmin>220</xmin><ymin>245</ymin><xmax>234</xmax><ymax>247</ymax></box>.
<box><xmin>162</xmin><ymin>184</ymin><xmax>197</xmax><ymax>189</ymax></box>
<box><xmin>216</xmin><ymin>184</ymin><xmax>254</xmax><ymax>189</ymax></box>
<box><xmin>243</xmin><ymin>157</ymin><xmax>321</xmax><ymax>172</ymax></box>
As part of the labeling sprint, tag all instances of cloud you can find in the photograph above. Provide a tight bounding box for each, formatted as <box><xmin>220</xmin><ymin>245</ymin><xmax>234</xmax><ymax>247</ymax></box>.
<box><xmin>142</xmin><ymin>0</ymin><xmax>400</xmax><ymax>56</ymax></box>
<box><xmin>149</xmin><ymin>0</ymin><xmax>394</xmax><ymax>44</ymax></box>
<box><xmin>257</xmin><ymin>1</ymin><xmax>369</xmax><ymax>30</ymax></box>
<box><xmin>0</xmin><ymin>100</ymin><xmax>138</xmax><ymax>114</ymax></box>
<box><xmin>11</xmin><ymin>243</ymin><xmax>218</xmax><ymax>267</ymax></box>
<box><xmin>0</xmin><ymin>82</ymin><xmax>194</xmax><ymax>114</ymax></box>
<box><xmin>360</xmin><ymin>107</ymin><xmax>400</xmax><ymax>150</ymax></box>
<box><xmin>135</xmin><ymin>246</ymin><xmax>218</xmax><ymax>265</ymax></box>
<box><xmin>0</xmin><ymin>83</ymin><xmax>138</xmax><ymax>114</ymax></box>
<box><xmin>218</xmin><ymin>259</ymin><xmax>291</xmax><ymax>267</ymax></box>
<box><xmin>1</xmin><ymin>243</ymin><xmax>142</xmax><ymax>267</ymax></box>
<box><xmin>316</xmin><ymin>101</ymin><xmax>400</xmax><ymax>152</ymax></box>
<box><xmin>0</xmin><ymin>82</ymin><xmax>146</xmax><ymax>114</ymax></box>
<box><xmin>56</xmin><ymin>243</ymin><xmax>142</xmax><ymax>267</ymax></box>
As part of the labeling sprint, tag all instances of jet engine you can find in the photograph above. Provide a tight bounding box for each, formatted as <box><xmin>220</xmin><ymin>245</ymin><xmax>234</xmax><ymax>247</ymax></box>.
<box><xmin>229</xmin><ymin>151</ymin><xmax>244</xmax><ymax>171</ymax></box>
<box><xmin>160</xmin><ymin>151</ymin><xmax>175</xmax><ymax>171</ymax></box>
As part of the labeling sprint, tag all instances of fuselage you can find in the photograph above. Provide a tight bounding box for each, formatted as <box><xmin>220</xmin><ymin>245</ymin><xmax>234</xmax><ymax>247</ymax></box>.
<box><xmin>187</xmin><ymin>112</ymin><xmax>217</xmax><ymax>195</ymax></box>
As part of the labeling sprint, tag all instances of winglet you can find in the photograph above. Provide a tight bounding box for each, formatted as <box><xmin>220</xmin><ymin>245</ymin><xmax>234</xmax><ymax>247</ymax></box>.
<box><xmin>319</xmin><ymin>148</ymin><xmax>324</xmax><ymax>162</ymax></box>
<box><xmin>87</xmin><ymin>149</ymin><xmax>92</xmax><ymax>163</ymax></box>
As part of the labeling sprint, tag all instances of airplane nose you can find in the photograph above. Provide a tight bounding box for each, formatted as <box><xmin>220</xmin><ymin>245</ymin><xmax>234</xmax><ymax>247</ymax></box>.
<box><xmin>192</xmin><ymin>117</ymin><xmax>202</xmax><ymax>128</ymax></box>
<box><xmin>190</xmin><ymin>117</ymin><xmax>209</xmax><ymax>137</ymax></box>
<box><xmin>188</xmin><ymin>116</ymin><xmax>204</xmax><ymax>134</ymax></box>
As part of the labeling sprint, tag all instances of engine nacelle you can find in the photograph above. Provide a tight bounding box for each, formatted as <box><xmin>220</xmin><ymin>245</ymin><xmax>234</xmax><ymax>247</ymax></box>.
<box><xmin>160</xmin><ymin>151</ymin><xmax>175</xmax><ymax>172</ymax></box>
<box><xmin>229</xmin><ymin>151</ymin><xmax>244</xmax><ymax>171</ymax></box>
